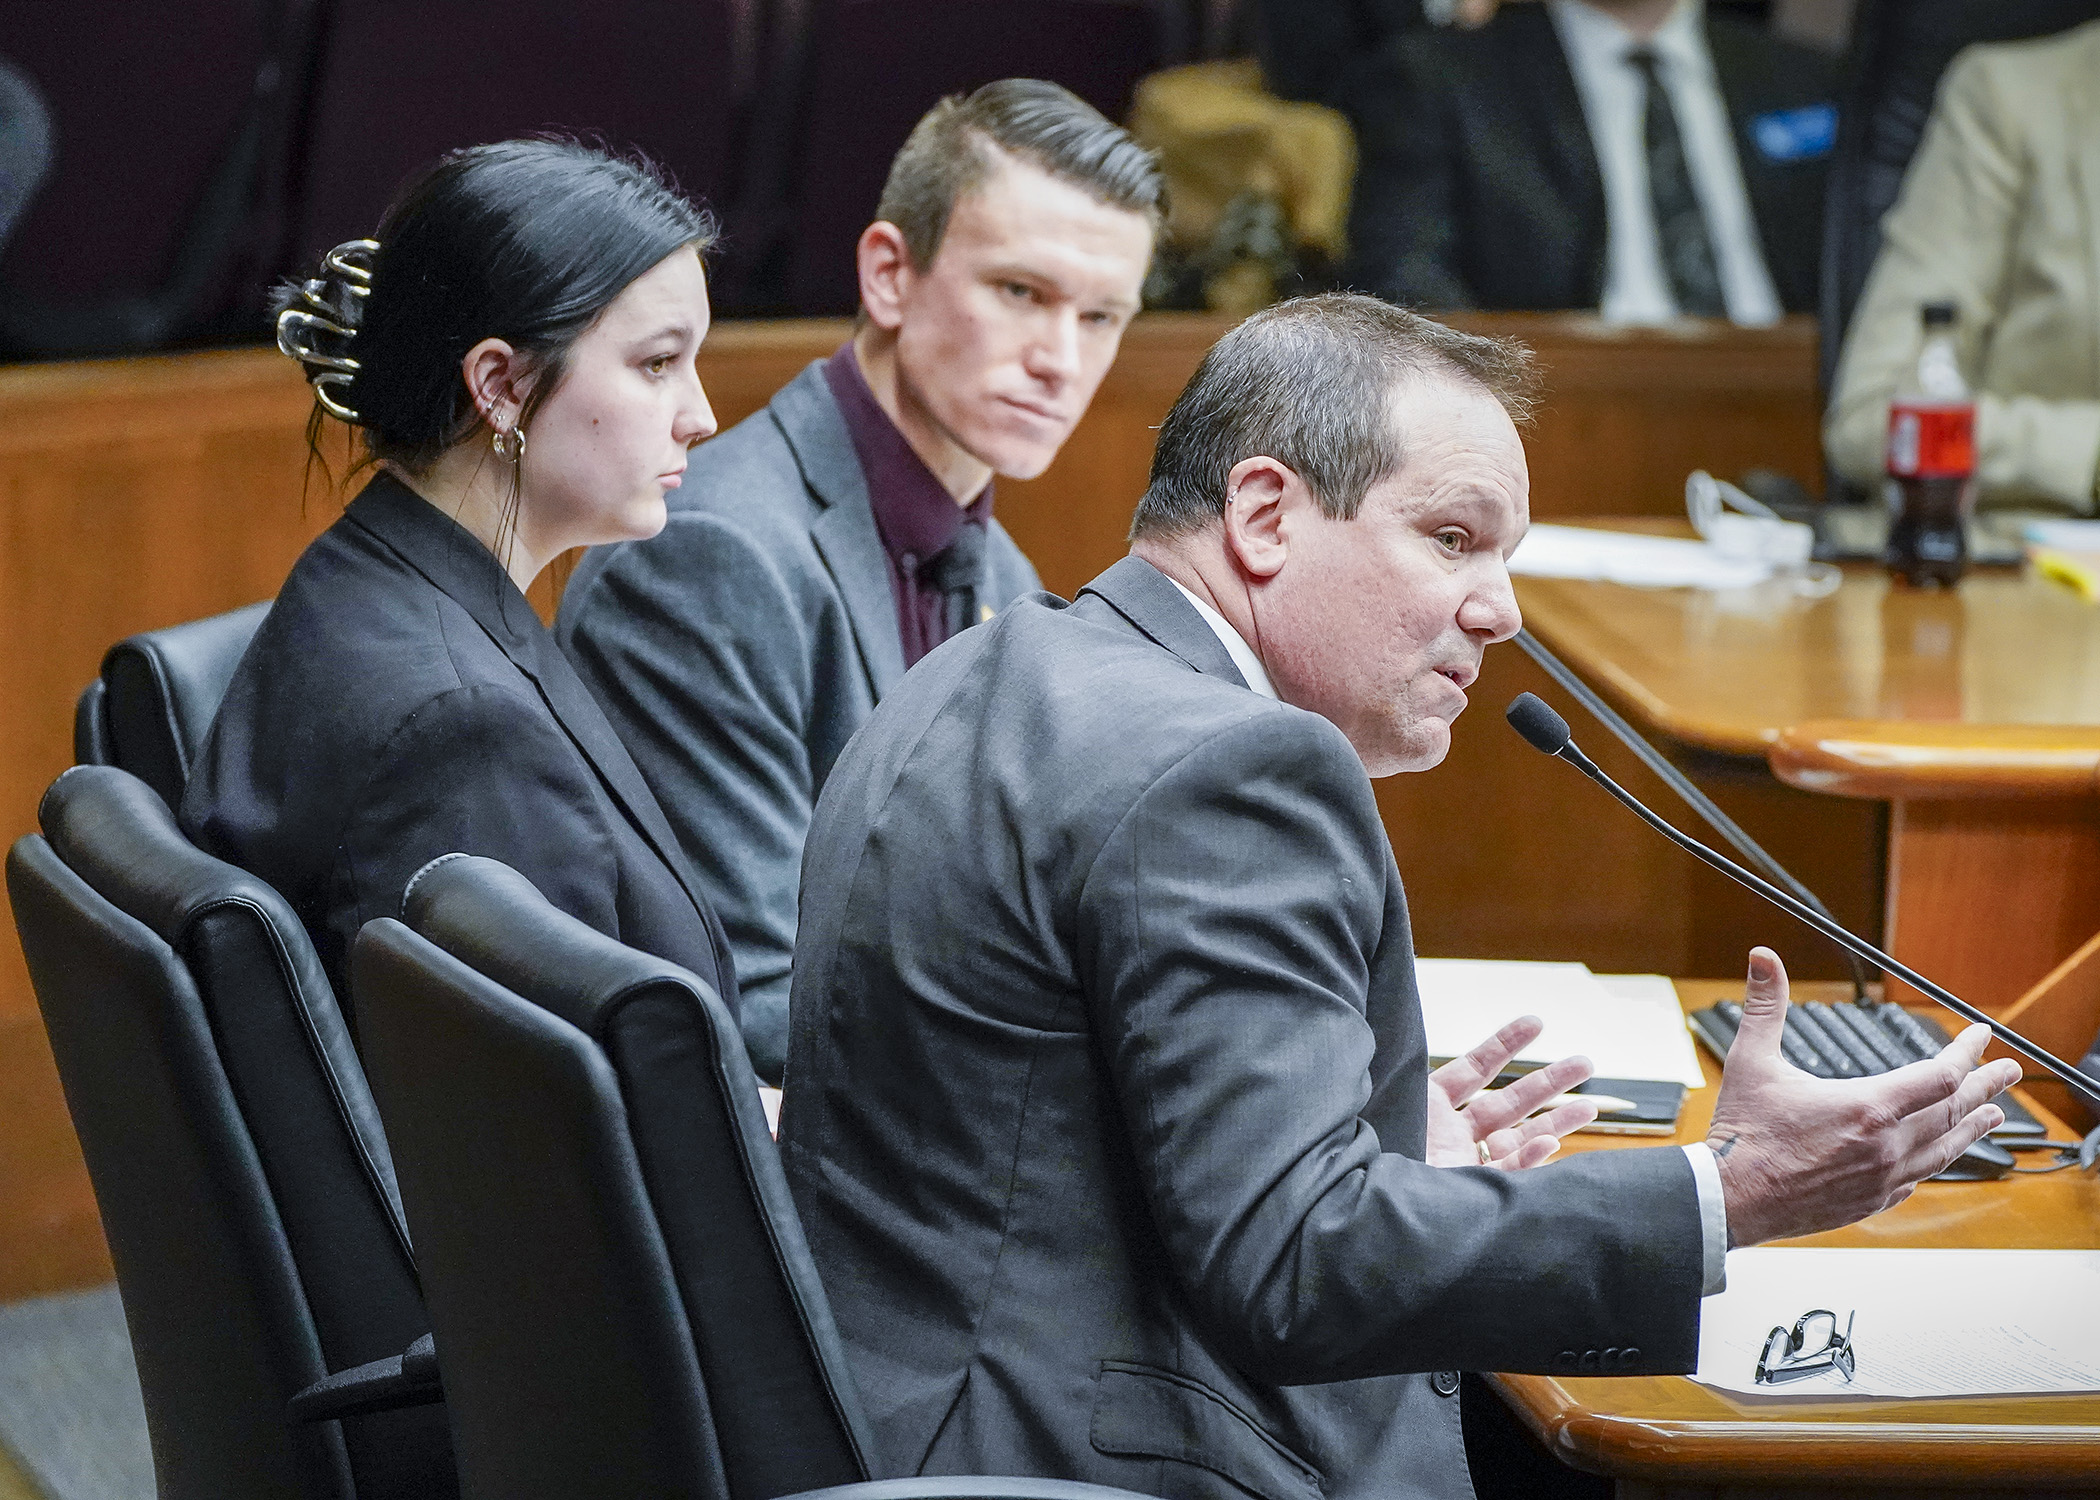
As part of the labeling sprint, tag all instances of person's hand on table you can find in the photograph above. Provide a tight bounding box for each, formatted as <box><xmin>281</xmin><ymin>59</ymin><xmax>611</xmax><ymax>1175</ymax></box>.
<box><xmin>1427</xmin><ymin>1014</ymin><xmax>1599</xmax><ymax>1169</ymax></box>
<box><xmin>1707</xmin><ymin>947</ymin><xmax>2024</xmax><ymax>1246</ymax></box>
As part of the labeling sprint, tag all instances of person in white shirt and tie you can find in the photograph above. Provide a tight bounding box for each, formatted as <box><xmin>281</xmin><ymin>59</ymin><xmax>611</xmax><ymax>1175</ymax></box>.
<box><xmin>1342</xmin><ymin>0</ymin><xmax>1837</xmax><ymax>321</ymax></box>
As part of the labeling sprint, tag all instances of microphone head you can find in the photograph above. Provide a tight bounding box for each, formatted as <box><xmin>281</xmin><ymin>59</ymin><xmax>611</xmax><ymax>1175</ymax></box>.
<box><xmin>1506</xmin><ymin>693</ymin><xmax>1572</xmax><ymax>755</ymax></box>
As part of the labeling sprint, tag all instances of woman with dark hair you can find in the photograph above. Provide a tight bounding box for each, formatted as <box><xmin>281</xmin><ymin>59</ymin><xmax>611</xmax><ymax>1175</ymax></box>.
<box><xmin>183</xmin><ymin>138</ymin><xmax>737</xmax><ymax>1022</ymax></box>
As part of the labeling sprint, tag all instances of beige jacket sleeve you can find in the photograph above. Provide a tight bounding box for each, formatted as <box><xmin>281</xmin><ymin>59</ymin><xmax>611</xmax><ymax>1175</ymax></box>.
<box><xmin>1825</xmin><ymin>29</ymin><xmax>2100</xmax><ymax>510</ymax></box>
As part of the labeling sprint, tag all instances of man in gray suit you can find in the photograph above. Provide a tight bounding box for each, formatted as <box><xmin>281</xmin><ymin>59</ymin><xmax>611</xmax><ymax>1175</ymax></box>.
<box><xmin>558</xmin><ymin>81</ymin><xmax>1159</xmax><ymax>1079</ymax></box>
<box><xmin>782</xmin><ymin>294</ymin><xmax>2018</xmax><ymax>1499</ymax></box>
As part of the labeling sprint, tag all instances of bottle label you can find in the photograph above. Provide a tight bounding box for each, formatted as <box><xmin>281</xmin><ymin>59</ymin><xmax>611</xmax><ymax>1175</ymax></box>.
<box><xmin>1887</xmin><ymin>401</ymin><xmax>1975</xmax><ymax>479</ymax></box>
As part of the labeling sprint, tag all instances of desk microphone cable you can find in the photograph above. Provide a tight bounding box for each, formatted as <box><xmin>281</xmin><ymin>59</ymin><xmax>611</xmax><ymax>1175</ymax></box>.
<box><xmin>2003</xmin><ymin>1129</ymin><xmax>2100</xmax><ymax>1172</ymax></box>
<box><xmin>1513</xmin><ymin>628</ymin><xmax>1875</xmax><ymax>1001</ymax></box>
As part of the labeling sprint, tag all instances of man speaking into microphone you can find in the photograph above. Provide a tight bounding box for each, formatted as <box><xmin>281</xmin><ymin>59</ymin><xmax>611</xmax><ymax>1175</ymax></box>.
<box><xmin>780</xmin><ymin>294</ymin><xmax>2020</xmax><ymax>1500</ymax></box>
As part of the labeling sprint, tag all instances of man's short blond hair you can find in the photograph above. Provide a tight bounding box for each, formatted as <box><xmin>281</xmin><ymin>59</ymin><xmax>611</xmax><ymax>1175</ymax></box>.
<box><xmin>876</xmin><ymin>78</ymin><xmax>1163</xmax><ymax>270</ymax></box>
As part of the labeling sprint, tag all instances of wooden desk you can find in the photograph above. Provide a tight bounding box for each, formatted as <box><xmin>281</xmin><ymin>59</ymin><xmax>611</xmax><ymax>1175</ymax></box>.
<box><xmin>1517</xmin><ymin>538</ymin><xmax>2100</xmax><ymax>1130</ymax></box>
<box><xmin>1493</xmin><ymin>979</ymin><xmax>2100</xmax><ymax>1499</ymax></box>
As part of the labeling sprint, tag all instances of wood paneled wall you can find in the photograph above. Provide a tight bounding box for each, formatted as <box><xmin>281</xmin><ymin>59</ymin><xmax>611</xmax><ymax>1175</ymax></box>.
<box><xmin>0</xmin><ymin>311</ymin><xmax>1825</xmax><ymax>1299</ymax></box>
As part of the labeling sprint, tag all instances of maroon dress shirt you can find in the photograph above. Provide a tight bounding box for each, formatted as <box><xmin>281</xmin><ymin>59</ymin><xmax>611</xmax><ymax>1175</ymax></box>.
<box><xmin>822</xmin><ymin>343</ymin><xmax>993</xmax><ymax>668</ymax></box>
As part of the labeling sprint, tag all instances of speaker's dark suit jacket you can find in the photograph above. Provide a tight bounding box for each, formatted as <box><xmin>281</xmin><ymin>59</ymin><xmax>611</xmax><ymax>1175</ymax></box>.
<box><xmin>557</xmin><ymin>362</ymin><xmax>1037</xmax><ymax>1081</ymax></box>
<box><xmin>184</xmin><ymin>473</ymin><xmax>737</xmax><ymax>1020</ymax></box>
<box><xmin>1343</xmin><ymin>4</ymin><xmax>1836</xmax><ymax>313</ymax></box>
<box><xmin>783</xmin><ymin>556</ymin><xmax>1703</xmax><ymax>1500</ymax></box>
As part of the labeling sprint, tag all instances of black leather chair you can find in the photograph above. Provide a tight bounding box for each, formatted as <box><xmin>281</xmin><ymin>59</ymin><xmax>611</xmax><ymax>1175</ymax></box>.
<box><xmin>352</xmin><ymin>853</ymin><xmax>1154</xmax><ymax>1500</ymax></box>
<box><xmin>5</xmin><ymin>766</ymin><xmax>454</xmax><ymax>1500</ymax></box>
<box><xmin>1818</xmin><ymin>0</ymin><xmax>2100</xmax><ymax>396</ymax></box>
<box><xmin>74</xmin><ymin>600</ymin><xmax>271</xmax><ymax>810</ymax></box>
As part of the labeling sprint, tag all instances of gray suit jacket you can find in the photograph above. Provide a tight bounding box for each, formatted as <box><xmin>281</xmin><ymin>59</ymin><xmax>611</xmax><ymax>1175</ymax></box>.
<box><xmin>557</xmin><ymin>361</ymin><xmax>1039</xmax><ymax>1080</ymax></box>
<box><xmin>783</xmin><ymin>556</ymin><xmax>1705</xmax><ymax>1500</ymax></box>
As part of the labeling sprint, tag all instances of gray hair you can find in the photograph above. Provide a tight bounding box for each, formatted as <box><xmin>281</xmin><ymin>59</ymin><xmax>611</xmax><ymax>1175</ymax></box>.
<box><xmin>876</xmin><ymin>78</ymin><xmax>1162</xmax><ymax>271</ymax></box>
<box><xmin>1129</xmin><ymin>294</ymin><xmax>1539</xmax><ymax>540</ymax></box>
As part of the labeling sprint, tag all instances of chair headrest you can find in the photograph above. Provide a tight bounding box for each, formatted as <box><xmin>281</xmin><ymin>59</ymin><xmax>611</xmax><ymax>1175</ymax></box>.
<box><xmin>401</xmin><ymin>854</ymin><xmax>727</xmax><ymax>1044</ymax></box>
<box><xmin>41</xmin><ymin>764</ymin><xmax>304</xmax><ymax>956</ymax></box>
<box><xmin>97</xmin><ymin>600</ymin><xmax>270</xmax><ymax>808</ymax></box>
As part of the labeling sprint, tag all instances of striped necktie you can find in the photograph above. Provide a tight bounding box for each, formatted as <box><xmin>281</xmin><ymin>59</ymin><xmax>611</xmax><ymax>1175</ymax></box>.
<box><xmin>1628</xmin><ymin>47</ymin><xmax>1726</xmax><ymax>318</ymax></box>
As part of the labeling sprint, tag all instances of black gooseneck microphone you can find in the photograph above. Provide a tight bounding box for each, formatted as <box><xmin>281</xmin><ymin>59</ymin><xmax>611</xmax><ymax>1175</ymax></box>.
<box><xmin>1505</xmin><ymin>690</ymin><xmax>2100</xmax><ymax>1113</ymax></box>
<box><xmin>1513</xmin><ymin>628</ymin><xmax>1873</xmax><ymax>1000</ymax></box>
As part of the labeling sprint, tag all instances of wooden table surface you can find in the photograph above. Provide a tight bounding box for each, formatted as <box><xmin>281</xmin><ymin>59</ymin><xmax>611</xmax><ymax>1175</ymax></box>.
<box><xmin>1515</xmin><ymin>529</ymin><xmax>2100</xmax><ymax>769</ymax></box>
<box><xmin>1492</xmin><ymin>979</ymin><xmax>2100</xmax><ymax>1492</ymax></box>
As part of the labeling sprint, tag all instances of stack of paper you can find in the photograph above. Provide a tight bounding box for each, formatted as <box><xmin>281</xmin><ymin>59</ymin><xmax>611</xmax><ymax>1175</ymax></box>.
<box><xmin>1695</xmin><ymin>1249</ymin><xmax>2100</xmax><ymax>1401</ymax></box>
<box><xmin>1414</xmin><ymin>958</ymin><xmax>1707</xmax><ymax>1089</ymax></box>
<box><xmin>1507</xmin><ymin>524</ymin><xmax>1775</xmax><ymax>591</ymax></box>
<box><xmin>2023</xmin><ymin>519</ymin><xmax>2100</xmax><ymax>551</ymax></box>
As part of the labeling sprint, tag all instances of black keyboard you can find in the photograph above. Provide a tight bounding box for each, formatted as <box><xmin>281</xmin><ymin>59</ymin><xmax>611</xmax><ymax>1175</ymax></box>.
<box><xmin>1689</xmin><ymin>998</ymin><xmax>2045</xmax><ymax>1140</ymax></box>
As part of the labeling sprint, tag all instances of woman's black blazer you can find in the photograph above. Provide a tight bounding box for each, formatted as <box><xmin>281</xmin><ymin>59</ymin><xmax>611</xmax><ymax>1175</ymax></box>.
<box><xmin>183</xmin><ymin>472</ymin><xmax>738</xmax><ymax>1018</ymax></box>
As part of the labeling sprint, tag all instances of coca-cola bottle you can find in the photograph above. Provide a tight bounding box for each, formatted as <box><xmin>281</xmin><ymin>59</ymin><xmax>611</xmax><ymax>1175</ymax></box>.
<box><xmin>1883</xmin><ymin>301</ymin><xmax>1976</xmax><ymax>587</ymax></box>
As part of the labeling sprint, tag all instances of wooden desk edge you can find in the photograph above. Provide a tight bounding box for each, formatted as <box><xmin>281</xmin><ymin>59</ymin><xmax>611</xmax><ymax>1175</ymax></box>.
<box><xmin>1488</xmin><ymin>979</ymin><xmax>2100</xmax><ymax>1485</ymax></box>
<box><xmin>1492</xmin><ymin>1380</ymin><xmax>2100</xmax><ymax>1485</ymax></box>
<box><xmin>1768</xmin><ymin>721</ymin><xmax>2100</xmax><ymax>801</ymax></box>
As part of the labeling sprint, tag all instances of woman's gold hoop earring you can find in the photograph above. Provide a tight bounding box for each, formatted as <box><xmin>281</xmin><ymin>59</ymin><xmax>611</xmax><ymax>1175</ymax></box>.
<box><xmin>491</xmin><ymin>425</ymin><xmax>525</xmax><ymax>463</ymax></box>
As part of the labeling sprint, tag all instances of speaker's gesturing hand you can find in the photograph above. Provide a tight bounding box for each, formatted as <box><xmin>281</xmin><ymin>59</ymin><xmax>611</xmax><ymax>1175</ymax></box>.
<box><xmin>1426</xmin><ymin>1014</ymin><xmax>1600</xmax><ymax>1170</ymax></box>
<box><xmin>1706</xmin><ymin>947</ymin><xmax>2024</xmax><ymax>1247</ymax></box>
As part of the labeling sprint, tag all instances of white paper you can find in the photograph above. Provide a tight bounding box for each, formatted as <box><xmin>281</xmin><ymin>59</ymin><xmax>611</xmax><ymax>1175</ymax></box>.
<box><xmin>1591</xmin><ymin>973</ymin><xmax>1711</xmax><ymax>1088</ymax></box>
<box><xmin>1695</xmin><ymin>1249</ymin><xmax>2100</xmax><ymax>1400</ymax></box>
<box><xmin>2023</xmin><ymin>518</ymin><xmax>2100</xmax><ymax>551</ymax></box>
<box><xmin>1508</xmin><ymin>523</ymin><xmax>1774</xmax><ymax>590</ymax></box>
<box><xmin>1415</xmin><ymin>959</ymin><xmax>1707</xmax><ymax>1088</ymax></box>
